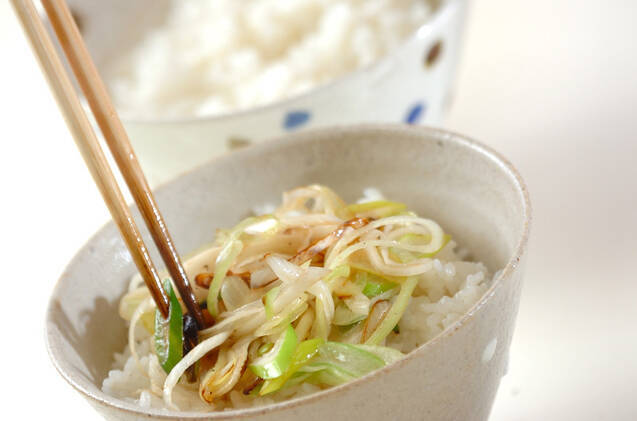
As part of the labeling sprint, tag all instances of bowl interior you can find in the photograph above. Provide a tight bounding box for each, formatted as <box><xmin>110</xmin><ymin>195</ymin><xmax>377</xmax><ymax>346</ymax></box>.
<box><xmin>46</xmin><ymin>125</ymin><xmax>529</xmax><ymax>417</ymax></box>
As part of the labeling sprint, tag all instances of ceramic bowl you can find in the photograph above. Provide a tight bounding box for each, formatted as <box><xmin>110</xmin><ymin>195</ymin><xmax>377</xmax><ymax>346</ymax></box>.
<box><xmin>46</xmin><ymin>125</ymin><xmax>530</xmax><ymax>420</ymax></box>
<box><xmin>65</xmin><ymin>0</ymin><xmax>469</xmax><ymax>185</ymax></box>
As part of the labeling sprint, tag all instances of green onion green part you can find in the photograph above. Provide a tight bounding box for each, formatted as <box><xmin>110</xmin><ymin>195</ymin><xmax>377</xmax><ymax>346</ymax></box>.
<box><xmin>154</xmin><ymin>279</ymin><xmax>183</xmax><ymax>374</ymax></box>
<box><xmin>249</xmin><ymin>324</ymin><xmax>298</xmax><ymax>380</ymax></box>
<box><xmin>260</xmin><ymin>337</ymin><xmax>324</xmax><ymax>395</ymax></box>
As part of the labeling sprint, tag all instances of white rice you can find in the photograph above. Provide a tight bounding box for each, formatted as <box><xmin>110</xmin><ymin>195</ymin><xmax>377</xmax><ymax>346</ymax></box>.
<box><xmin>102</xmin><ymin>0</ymin><xmax>435</xmax><ymax>119</ymax></box>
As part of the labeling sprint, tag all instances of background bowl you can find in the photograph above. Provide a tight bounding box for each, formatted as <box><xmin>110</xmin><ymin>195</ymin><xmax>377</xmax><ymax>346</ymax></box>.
<box><xmin>65</xmin><ymin>0</ymin><xmax>469</xmax><ymax>186</ymax></box>
<box><xmin>46</xmin><ymin>125</ymin><xmax>530</xmax><ymax>420</ymax></box>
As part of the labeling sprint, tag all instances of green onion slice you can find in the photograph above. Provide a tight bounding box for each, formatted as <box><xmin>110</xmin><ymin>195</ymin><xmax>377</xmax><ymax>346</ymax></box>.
<box><xmin>249</xmin><ymin>324</ymin><xmax>298</xmax><ymax>380</ymax></box>
<box><xmin>264</xmin><ymin>286</ymin><xmax>280</xmax><ymax>320</ymax></box>
<box><xmin>355</xmin><ymin>271</ymin><xmax>399</xmax><ymax>298</ymax></box>
<box><xmin>333</xmin><ymin>301</ymin><xmax>367</xmax><ymax>326</ymax></box>
<box><xmin>365</xmin><ymin>276</ymin><xmax>418</xmax><ymax>345</ymax></box>
<box><xmin>260</xmin><ymin>338</ymin><xmax>324</xmax><ymax>395</ymax></box>
<box><xmin>389</xmin><ymin>233</ymin><xmax>451</xmax><ymax>263</ymax></box>
<box><xmin>154</xmin><ymin>279</ymin><xmax>183</xmax><ymax>374</ymax></box>
<box><xmin>345</xmin><ymin>200</ymin><xmax>407</xmax><ymax>219</ymax></box>
<box><xmin>206</xmin><ymin>239</ymin><xmax>243</xmax><ymax>318</ymax></box>
<box><xmin>297</xmin><ymin>342</ymin><xmax>385</xmax><ymax>386</ymax></box>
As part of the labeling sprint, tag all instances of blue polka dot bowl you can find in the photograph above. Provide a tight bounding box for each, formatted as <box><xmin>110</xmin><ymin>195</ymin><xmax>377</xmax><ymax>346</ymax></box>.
<box><xmin>67</xmin><ymin>0</ymin><xmax>468</xmax><ymax>186</ymax></box>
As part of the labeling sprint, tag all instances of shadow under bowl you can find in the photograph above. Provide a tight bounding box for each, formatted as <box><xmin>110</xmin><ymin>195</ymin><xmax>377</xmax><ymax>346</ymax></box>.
<box><xmin>46</xmin><ymin>124</ymin><xmax>531</xmax><ymax>421</ymax></box>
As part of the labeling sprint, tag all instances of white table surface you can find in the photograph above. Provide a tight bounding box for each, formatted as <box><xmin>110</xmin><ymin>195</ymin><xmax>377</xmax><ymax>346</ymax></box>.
<box><xmin>1</xmin><ymin>0</ymin><xmax>635</xmax><ymax>419</ymax></box>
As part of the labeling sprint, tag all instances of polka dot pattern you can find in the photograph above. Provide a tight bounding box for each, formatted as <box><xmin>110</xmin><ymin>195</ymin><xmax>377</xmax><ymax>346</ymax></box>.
<box><xmin>284</xmin><ymin>111</ymin><xmax>311</xmax><ymax>130</ymax></box>
<box><xmin>405</xmin><ymin>102</ymin><xmax>426</xmax><ymax>124</ymax></box>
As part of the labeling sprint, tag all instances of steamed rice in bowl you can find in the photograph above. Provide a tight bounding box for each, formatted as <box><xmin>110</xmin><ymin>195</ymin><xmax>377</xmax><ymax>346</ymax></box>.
<box><xmin>102</xmin><ymin>185</ymin><xmax>495</xmax><ymax>412</ymax></box>
<box><xmin>102</xmin><ymin>0</ymin><xmax>438</xmax><ymax>119</ymax></box>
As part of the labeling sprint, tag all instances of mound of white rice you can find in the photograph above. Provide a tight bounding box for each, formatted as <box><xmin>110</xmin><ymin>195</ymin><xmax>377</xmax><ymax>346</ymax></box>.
<box><xmin>103</xmin><ymin>0</ymin><xmax>435</xmax><ymax>119</ymax></box>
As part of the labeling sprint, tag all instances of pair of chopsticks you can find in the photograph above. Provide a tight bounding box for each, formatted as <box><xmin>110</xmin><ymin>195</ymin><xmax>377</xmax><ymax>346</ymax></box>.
<box><xmin>11</xmin><ymin>0</ymin><xmax>207</xmax><ymax>328</ymax></box>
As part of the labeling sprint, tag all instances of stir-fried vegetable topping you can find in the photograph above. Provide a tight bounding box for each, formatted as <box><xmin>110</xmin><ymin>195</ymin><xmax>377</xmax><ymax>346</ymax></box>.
<box><xmin>206</xmin><ymin>239</ymin><xmax>243</xmax><ymax>318</ymax></box>
<box><xmin>120</xmin><ymin>185</ymin><xmax>462</xmax><ymax>408</ymax></box>
<box><xmin>299</xmin><ymin>342</ymin><xmax>386</xmax><ymax>385</ymax></box>
<box><xmin>154</xmin><ymin>279</ymin><xmax>184</xmax><ymax>374</ymax></box>
<box><xmin>263</xmin><ymin>286</ymin><xmax>280</xmax><ymax>319</ymax></box>
<box><xmin>356</xmin><ymin>271</ymin><xmax>399</xmax><ymax>297</ymax></box>
<box><xmin>249</xmin><ymin>324</ymin><xmax>298</xmax><ymax>379</ymax></box>
<box><xmin>344</xmin><ymin>200</ymin><xmax>407</xmax><ymax>219</ymax></box>
<box><xmin>365</xmin><ymin>277</ymin><xmax>419</xmax><ymax>345</ymax></box>
<box><xmin>260</xmin><ymin>337</ymin><xmax>324</xmax><ymax>395</ymax></box>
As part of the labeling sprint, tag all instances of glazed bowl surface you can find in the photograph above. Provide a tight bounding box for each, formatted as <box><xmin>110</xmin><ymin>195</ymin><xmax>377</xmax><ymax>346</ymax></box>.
<box><xmin>46</xmin><ymin>124</ymin><xmax>530</xmax><ymax>421</ymax></box>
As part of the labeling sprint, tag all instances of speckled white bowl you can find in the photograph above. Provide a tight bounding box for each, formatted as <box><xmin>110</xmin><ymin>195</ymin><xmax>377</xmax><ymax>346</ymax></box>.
<box><xmin>65</xmin><ymin>0</ymin><xmax>469</xmax><ymax>186</ymax></box>
<box><xmin>46</xmin><ymin>125</ymin><xmax>530</xmax><ymax>421</ymax></box>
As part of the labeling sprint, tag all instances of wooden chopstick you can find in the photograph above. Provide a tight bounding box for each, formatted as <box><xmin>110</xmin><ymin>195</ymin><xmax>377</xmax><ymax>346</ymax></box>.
<box><xmin>9</xmin><ymin>0</ymin><xmax>170</xmax><ymax>319</ymax></box>
<box><xmin>12</xmin><ymin>0</ymin><xmax>208</xmax><ymax>328</ymax></box>
<box><xmin>41</xmin><ymin>0</ymin><xmax>207</xmax><ymax>329</ymax></box>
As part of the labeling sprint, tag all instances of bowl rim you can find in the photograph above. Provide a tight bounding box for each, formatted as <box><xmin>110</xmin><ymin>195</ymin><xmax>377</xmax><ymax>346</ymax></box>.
<box><xmin>45</xmin><ymin>124</ymin><xmax>531</xmax><ymax>419</ymax></box>
<box><xmin>107</xmin><ymin>0</ymin><xmax>465</xmax><ymax>125</ymax></box>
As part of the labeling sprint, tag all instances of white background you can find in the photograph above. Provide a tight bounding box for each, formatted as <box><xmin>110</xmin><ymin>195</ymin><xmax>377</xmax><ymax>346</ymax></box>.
<box><xmin>1</xmin><ymin>0</ymin><xmax>636</xmax><ymax>419</ymax></box>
